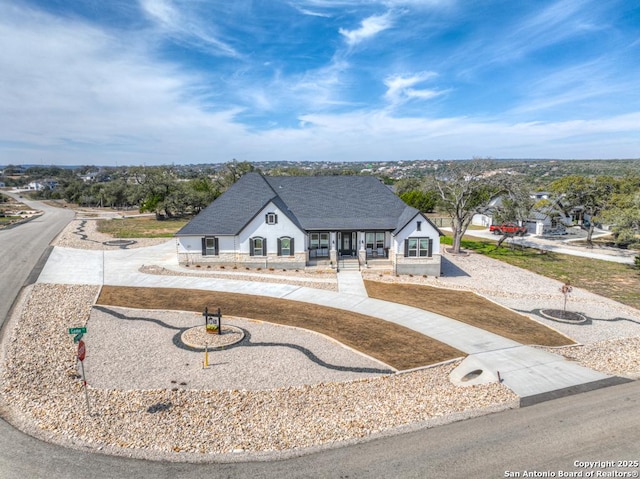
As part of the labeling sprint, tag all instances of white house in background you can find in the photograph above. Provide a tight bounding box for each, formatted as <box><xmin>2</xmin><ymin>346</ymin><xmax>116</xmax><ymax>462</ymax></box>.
<box><xmin>472</xmin><ymin>191</ymin><xmax>574</xmax><ymax>235</ymax></box>
<box><xmin>175</xmin><ymin>173</ymin><xmax>443</xmax><ymax>276</ymax></box>
<box><xmin>26</xmin><ymin>180</ymin><xmax>58</xmax><ymax>191</ymax></box>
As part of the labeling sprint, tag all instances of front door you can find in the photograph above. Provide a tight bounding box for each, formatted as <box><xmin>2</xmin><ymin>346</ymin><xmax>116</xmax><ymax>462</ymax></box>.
<box><xmin>340</xmin><ymin>231</ymin><xmax>355</xmax><ymax>256</ymax></box>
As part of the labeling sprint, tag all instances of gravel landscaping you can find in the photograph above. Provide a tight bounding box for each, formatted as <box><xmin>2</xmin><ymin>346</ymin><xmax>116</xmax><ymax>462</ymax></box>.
<box><xmin>0</xmin><ymin>284</ymin><xmax>517</xmax><ymax>461</ymax></box>
<box><xmin>0</xmin><ymin>218</ymin><xmax>637</xmax><ymax>461</ymax></box>
<box><xmin>363</xmin><ymin>252</ymin><xmax>640</xmax><ymax>346</ymax></box>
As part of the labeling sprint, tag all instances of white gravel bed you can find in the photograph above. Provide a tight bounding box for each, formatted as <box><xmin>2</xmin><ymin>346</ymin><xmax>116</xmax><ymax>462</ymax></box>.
<box><xmin>85</xmin><ymin>307</ymin><xmax>392</xmax><ymax>390</ymax></box>
<box><xmin>538</xmin><ymin>337</ymin><xmax>640</xmax><ymax>379</ymax></box>
<box><xmin>53</xmin><ymin>218</ymin><xmax>168</xmax><ymax>250</ymax></box>
<box><xmin>1</xmin><ymin>284</ymin><xmax>518</xmax><ymax>461</ymax></box>
<box><xmin>140</xmin><ymin>264</ymin><xmax>338</xmax><ymax>291</ymax></box>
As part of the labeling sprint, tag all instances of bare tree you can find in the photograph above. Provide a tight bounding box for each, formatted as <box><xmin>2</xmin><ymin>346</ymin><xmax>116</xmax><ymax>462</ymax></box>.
<box><xmin>428</xmin><ymin>160</ymin><xmax>500</xmax><ymax>254</ymax></box>
<box><xmin>492</xmin><ymin>177</ymin><xmax>535</xmax><ymax>248</ymax></box>
<box><xmin>550</xmin><ymin>175</ymin><xmax>617</xmax><ymax>247</ymax></box>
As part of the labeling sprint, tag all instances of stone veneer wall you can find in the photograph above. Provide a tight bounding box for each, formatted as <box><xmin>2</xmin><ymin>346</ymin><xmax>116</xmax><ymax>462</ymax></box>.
<box><xmin>178</xmin><ymin>252</ymin><xmax>307</xmax><ymax>270</ymax></box>
<box><xmin>394</xmin><ymin>254</ymin><xmax>442</xmax><ymax>277</ymax></box>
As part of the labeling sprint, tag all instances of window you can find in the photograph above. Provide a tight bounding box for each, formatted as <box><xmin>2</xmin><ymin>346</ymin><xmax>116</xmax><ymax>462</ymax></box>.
<box><xmin>250</xmin><ymin>237</ymin><xmax>266</xmax><ymax>256</ymax></box>
<box><xmin>265</xmin><ymin>212</ymin><xmax>278</xmax><ymax>225</ymax></box>
<box><xmin>309</xmin><ymin>232</ymin><xmax>329</xmax><ymax>257</ymax></box>
<box><xmin>417</xmin><ymin>221</ymin><xmax>422</xmax><ymax>231</ymax></box>
<box><xmin>278</xmin><ymin>237</ymin><xmax>294</xmax><ymax>256</ymax></box>
<box><xmin>201</xmin><ymin>237</ymin><xmax>218</xmax><ymax>256</ymax></box>
<box><xmin>365</xmin><ymin>232</ymin><xmax>385</xmax><ymax>250</ymax></box>
<box><xmin>405</xmin><ymin>237</ymin><xmax>433</xmax><ymax>257</ymax></box>
<box><xmin>310</xmin><ymin>233</ymin><xmax>329</xmax><ymax>249</ymax></box>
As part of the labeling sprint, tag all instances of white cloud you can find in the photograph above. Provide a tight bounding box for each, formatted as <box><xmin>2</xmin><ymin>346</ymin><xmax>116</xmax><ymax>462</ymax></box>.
<box><xmin>138</xmin><ymin>0</ymin><xmax>240</xmax><ymax>57</ymax></box>
<box><xmin>0</xmin><ymin>4</ymin><xmax>242</xmax><ymax>162</ymax></box>
<box><xmin>384</xmin><ymin>72</ymin><xmax>446</xmax><ymax>106</ymax></box>
<box><xmin>339</xmin><ymin>13</ymin><xmax>394</xmax><ymax>46</ymax></box>
<box><xmin>1</xmin><ymin>2</ymin><xmax>638</xmax><ymax>166</ymax></box>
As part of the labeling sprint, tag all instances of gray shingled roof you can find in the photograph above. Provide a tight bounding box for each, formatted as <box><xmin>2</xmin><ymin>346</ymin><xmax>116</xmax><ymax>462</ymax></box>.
<box><xmin>176</xmin><ymin>173</ymin><xmax>421</xmax><ymax>236</ymax></box>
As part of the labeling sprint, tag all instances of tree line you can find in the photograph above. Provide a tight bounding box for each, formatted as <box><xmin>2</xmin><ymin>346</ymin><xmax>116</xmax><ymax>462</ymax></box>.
<box><xmin>25</xmin><ymin>161</ymin><xmax>257</xmax><ymax>219</ymax></box>
<box><xmin>12</xmin><ymin>159</ymin><xmax>640</xmax><ymax>252</ymax></box>
<box><xmin>394</xmin><ymin>160</ymin><xmax>640</xmax><ymax>252</ymax></box>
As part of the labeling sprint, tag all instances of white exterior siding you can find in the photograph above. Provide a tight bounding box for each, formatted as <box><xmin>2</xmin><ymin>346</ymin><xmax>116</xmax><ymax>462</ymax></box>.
<box><xmin>237</xmin><ymin>201</ymin><xmax>305</xmax><ymax>255</ymax></box>
<box><xmin>392</xmin><ymin>215</ymin><xmax>441</xmax><ymax>256</ymax></box>
<box><xmin>392</xmin><ymin>214</ymin><xmax>442</xmax><ymax>276</ymax></box>
<box><xmin>176</xmin><ymin>201</ymin><xmax>306</xmax><ymax>267</ymax></box>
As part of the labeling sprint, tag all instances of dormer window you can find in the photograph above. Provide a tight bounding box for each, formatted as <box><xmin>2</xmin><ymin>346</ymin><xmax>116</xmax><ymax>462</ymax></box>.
<box><xmin>266</xmin><ymin>212</ymin><xmax>278</xmax><ymax>225</ymax></box>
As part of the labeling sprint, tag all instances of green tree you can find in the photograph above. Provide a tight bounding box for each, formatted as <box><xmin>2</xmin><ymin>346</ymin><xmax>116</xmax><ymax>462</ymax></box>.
<box><xmin>394</xmin><ymin>178</ymin><xmax>422</xmax><ymax>196</ymax></box>
<box><xmin>215</xmin><ymin>160</ymin><xmax>258</xmax><ymax>190</ymax></box>
<box><xmin>183</xmin><ymin>176</ymin><xmax>220</xmax><ymax>214</ymax></box>
<box><xmin>131</xmin><ymin>166</ymin><xmax>180</xmax><ymax>219</ymax></box>
<box><xmin>399</xmin><ymin>190</ymin><xmax>438</xmax><ymax>213</ymax></box>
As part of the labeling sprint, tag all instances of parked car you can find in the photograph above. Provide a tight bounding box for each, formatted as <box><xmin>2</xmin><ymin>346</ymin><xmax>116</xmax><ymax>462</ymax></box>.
<box><xmin>489</xmin><ymin>223</ymin><xmax>527</xmax><ymax>236</ymax></box>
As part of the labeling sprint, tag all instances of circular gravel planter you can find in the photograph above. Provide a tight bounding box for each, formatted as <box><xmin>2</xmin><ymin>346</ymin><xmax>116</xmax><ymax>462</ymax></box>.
<box><xmin>181</xmin><ymin>324</ymin><xmax>244</xmax><ymax>349</ymax></box>
<box><xmin>540</xmin><ymin>309</ymin><xmax>587</xmax><ymax>324</ymax></box>
<box><xmin>102</xmin><ymin>239</ymin><xmax>137</xmax><ymax>247</ymax></box>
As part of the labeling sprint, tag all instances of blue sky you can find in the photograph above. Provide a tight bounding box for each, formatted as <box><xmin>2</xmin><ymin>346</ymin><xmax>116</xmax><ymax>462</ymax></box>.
<box><xmin>1</xmin><ymin>0</ymin><xmax>639</xmax><ymax>166</ymax></box>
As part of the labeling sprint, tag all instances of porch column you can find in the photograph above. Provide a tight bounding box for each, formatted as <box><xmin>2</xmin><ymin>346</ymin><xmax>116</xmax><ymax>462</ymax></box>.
<box><xmin>358</xmin><ymin>231</ymin><xmax>366</xmax><ymax>266</ymax></box>
<box><xmin>330</xmin><ymin>231</ymin><xmax>338</xmax><ymax>266</ymax></box>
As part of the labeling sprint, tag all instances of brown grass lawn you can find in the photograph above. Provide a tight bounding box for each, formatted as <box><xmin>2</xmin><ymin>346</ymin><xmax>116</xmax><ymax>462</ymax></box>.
<box><xmin>97</xmin><ymin>286</ymin><xmax>465</xmax><ymax>371</ymax></box>
<box><xmin>96</xmin><ymin>217</ymin><xmax>189</xmax><ymax>238</ymax></box>
<box><xmin>446</xmin><ymin>234</ymin><xmax>640</xmax><ymax>311</ymax></box>
<box><xmin>364</xmin><ymin>281</ymin><xmax>574</xmax><ymax>347</ymax></box>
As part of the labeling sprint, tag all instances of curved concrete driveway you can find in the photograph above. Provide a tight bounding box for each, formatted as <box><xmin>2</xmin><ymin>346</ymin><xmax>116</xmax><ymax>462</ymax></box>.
<box><xmin>36</xmin><ymin>240</ymin><xmax>617</xmax><ymax>403</ymax></box>
<box><xmin>464</xmin><ymin>228</ymin><xmax>636</xmax><ymax>264</ymax></box>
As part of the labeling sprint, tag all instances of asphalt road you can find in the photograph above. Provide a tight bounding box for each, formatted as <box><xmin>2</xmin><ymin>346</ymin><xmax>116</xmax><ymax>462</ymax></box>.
<box><xmin>1</xmin><ymin>196</ymin><xmax>638</xmax><ymax>478</ymax></box>
<box><xmin>0</xmin><ymin>192</ymin><xmax>75</xmax><ymax>327</ymax></box>
<box><xmin>0</xmin><ymin>380</ymin><xmax>638</xmax><ymax>478</ymax></box>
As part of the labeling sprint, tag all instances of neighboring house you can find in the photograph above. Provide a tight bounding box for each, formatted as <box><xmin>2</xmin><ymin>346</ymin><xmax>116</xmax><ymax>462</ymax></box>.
<box><xmin>176</xmin><ymin>173</ymin><xmax>443</xmax><ymax>276</ymax></box>
<box><xmin>472</xmin><ymin>191</ymin><xmax>573</xmax><ymax>235</ymax></box>
<box><xmin>26</xmin><ymin>180</ymin><xmax>58</xmax><ymax>191</ymax></box>
<box><xmin>472</xmin><ymin>196</ymin><xmax>504</xmax><ymax>227</ymax></box>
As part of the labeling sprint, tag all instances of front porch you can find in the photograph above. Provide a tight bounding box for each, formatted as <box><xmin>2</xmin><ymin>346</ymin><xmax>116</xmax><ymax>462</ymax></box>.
<box><xmin>307</xmin><ymin>230</ymin><xmax>390</xmax><ymax>264</ymax></box>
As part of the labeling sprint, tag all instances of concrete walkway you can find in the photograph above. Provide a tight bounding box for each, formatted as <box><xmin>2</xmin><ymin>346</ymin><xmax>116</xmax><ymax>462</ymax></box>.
<box><xmin>36</xmin><ymin>241</ymin><xmax>620</xmax><ymax>404</ymax></box>
<box><xmin>337</xmin><ymin>270</ymin><xmax>369</xmax><ymax>297</ymax></box>
<box><xmin>461</xmin><ymin>228</ymin><xmax>636</xmax><ymax>265</ymax></box>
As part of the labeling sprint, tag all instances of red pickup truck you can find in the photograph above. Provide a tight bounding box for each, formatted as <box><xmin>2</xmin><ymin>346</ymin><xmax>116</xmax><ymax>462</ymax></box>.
<box><xmin>489</xmin><ymin>223</ymin><xmax>527</xmax><ymax>236</ymax></box>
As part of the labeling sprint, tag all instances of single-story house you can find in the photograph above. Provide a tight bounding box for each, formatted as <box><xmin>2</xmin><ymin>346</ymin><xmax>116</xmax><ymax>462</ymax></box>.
<box><xmin>175</xmin><ymin>173</ymin><xmax>443</xmax><ymax>276</ymax></box>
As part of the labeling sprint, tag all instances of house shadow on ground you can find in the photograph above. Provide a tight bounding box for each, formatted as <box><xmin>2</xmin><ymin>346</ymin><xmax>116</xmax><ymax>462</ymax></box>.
<box><xmin>439</xmin><ymin>256</ymin><xmax>470</xmax><ymax>278</ymax></box>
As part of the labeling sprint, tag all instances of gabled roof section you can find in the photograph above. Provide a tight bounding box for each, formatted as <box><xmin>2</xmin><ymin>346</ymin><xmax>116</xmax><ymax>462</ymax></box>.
<box><xmin>393</xmin><ymin>207</ymin><xmax>445</xmax><ymax>236</ymax></box>
<box><xmin>176</xmin><ymin>173</ymin><xmax>278</xmax><ymax>235</ymax></box>
<box><xmin>177</xmin><ymin>173</ymin><xmax>425</xmax><ymax>235</ymax></box>
<box><xmin>263</xmin><ymin>175</ymin><xmax>409</xmax><ymax>230</ymax></box>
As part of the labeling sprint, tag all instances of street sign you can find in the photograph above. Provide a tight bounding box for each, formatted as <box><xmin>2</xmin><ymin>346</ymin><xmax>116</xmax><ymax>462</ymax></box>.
<box><xmin>77</xmin><ymin>340</ymin><xmax>86</xmax><ymax>362</ymax></box>
<box><xmin>68</xmin><ymin>327</ymin><xmax>87</xmax><ymax>335</ymax></box>
<box><xmin>73</xmin><ymin>333</ymin><xmax>84</xmax><ymax>343</ymax></box>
